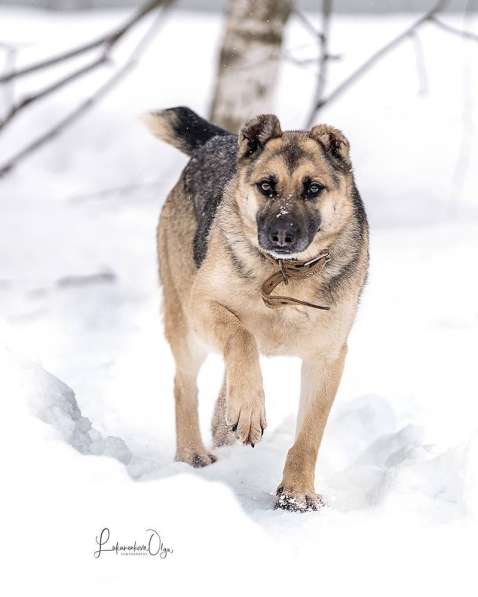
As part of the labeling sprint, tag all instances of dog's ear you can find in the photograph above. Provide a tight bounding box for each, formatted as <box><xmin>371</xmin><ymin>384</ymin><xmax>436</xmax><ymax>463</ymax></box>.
<box><xmin>238</xmin><ymin>114</ymin><xmax>282</xmax><ymax>159</ymax></box>
<box><xmin>309</xmin><ymin>124</ymin><xmax>351</xmax><ymax>167</ymax></box>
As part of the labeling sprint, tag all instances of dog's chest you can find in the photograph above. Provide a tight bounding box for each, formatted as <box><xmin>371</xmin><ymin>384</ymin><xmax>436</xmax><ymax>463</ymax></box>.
<box><xmin>239</xmin><ymin>302</ymin><xmax>329</xmax><ymax>356</ymax></box>
<box><xmin>216</xmin><ymin>273</ymin><xmax>339</xmax><ymax>356</ymax></box>
<box><xmin>204</xmin><ymin>254</ymin><xmax>351</xmax><ymax>357</ymax></box>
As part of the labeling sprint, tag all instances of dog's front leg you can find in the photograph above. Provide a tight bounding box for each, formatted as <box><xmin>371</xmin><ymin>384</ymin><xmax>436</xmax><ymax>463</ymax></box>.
<box><xmin>192</xmin><ymin>300</ymin><xmax>267</xmax><ymax>445</ymax></box>
<box><xmin>276</xmin><ymin>345</ymin><xmax>347</xmax><ymax>512</ymax></box>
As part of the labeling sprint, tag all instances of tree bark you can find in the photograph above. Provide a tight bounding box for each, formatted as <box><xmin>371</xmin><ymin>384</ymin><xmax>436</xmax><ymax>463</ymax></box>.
<box><xmin>209</xmin><ymin>0</ymin><xmax>293</xmax><ymax>133</ymax></box>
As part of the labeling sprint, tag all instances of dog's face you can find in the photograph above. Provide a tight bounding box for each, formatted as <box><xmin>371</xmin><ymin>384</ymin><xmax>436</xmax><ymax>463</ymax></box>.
<box><xmin>235</xmin><ymin>115</ymin><xmax>354</xmax><ymax>260</ymax></box>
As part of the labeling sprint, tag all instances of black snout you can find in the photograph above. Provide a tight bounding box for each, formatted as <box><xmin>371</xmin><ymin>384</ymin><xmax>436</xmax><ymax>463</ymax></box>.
<box><xmin>257</xmin><ymin>203</ymin><xmax>321</xmax><ymax>255</ymax></box>
<box><xmin>267</xmin><ymin>217</ymin><xmax>301</xmax><ymax>251</ymax></box>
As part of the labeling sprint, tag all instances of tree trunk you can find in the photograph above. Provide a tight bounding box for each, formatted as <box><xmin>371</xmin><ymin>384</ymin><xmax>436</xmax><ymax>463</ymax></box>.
<box><xmin>209</xmin><ymin>0</ymin><xmax>293</xmax><ymax>133</ymax></box>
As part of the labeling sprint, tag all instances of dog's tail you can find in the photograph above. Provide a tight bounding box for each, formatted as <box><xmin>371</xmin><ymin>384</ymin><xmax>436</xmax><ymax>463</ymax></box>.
<box><xmin>141</xmin><ymin>106</ymin><xmax>229</xmax><ymax>157</ymax></box>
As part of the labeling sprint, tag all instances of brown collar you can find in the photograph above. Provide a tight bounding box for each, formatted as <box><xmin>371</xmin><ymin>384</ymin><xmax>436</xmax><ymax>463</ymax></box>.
<box><xmin>261</xmin><ymin>249</ymin><xmax>331</xmax><ymax>311</ymax></box>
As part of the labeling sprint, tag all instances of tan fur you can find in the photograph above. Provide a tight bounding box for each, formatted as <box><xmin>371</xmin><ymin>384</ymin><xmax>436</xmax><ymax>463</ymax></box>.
<box><xmin>156</xmin><ymin>119</ymin><xmax>368</xmax><ymax>509</ymax></box>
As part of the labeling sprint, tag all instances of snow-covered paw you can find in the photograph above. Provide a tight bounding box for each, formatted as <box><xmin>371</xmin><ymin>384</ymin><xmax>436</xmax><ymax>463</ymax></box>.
<box><xmin>274</xmin><ymin>486</ymin><xmax>326</xmax><ymax>512</ymax></box>
<box><xmin>176</xmin><ymin>448</ymin><xmax>217</xmax><ymax>468</ymax></box>
<box><xmin>226</xmin><ymin>392</ymin><xmax>267</xmax><ymax>446</ymax></box>
<box><xmin>212</xmin><ymin>424</ymin><xmax>236</xmax><ymax>448</ymax></box>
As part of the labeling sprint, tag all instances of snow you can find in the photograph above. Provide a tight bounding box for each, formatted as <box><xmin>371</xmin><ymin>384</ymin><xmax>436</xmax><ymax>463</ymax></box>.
<box><xmin>11</xmin><ymin>352</ymin><xmax>132</xmax><ymax>463</ymax></box>
<box><xmin>1</xmin><ymin>7</ymin><xmax>477</xmax><ymax>596</ymax></box>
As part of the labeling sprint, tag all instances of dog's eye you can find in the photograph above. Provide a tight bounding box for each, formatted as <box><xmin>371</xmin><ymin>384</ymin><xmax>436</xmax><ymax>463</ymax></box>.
<box><xmin>305</xmin><ymin>181</ymin><xmax>324</xmax><ymax>199</ymax></box>
<box><xmin>257</xmin><ymin>180</ymin><xmax>275</xmax><ymax>197</ymax></box>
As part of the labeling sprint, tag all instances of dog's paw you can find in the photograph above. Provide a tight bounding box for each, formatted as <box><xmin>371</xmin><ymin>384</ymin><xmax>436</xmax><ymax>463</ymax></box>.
<box><xmin>212</xmin><ymin>424</ymin><xmax>237</xmax><ymax>448</ymax></box>
<box><xmin>175</xmin><ymin>448</ymin><xmax>217</xmax><ymax>468</ymax></box>
<box><xmin>226</xmin><ymin>392</ymin><xmax>267</xmax><ymax>446</ymax></box>
<box><xmin>274</xmin><ymin>486</ymin><xmax>326</xmax><ymax>513</ymax></box>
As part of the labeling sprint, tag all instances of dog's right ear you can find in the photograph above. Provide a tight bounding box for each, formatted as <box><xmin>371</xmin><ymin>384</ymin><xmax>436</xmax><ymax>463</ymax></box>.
<box><xmin>238</xmin><ymin>114</ymin><xmax>282</xmax><ymax>160</ymax></box>
<box><xmin>309</xmin><ymin>124</ymin><xmax>351</xmax><ymax>167</ymax></box>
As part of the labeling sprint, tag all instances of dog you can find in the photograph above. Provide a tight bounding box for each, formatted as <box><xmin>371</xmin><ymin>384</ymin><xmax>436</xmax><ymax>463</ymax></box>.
<box><xmin>143</xmin><ymin>107</ymin><xmax>369</xmax><ymax>512</ymax></box>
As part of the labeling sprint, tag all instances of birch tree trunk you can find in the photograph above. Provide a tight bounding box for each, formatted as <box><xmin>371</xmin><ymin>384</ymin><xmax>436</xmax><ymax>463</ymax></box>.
<box><xmin>209</xmin><ymin>0</ymin><xmax>293</xmax><ymax>133</ymax></box>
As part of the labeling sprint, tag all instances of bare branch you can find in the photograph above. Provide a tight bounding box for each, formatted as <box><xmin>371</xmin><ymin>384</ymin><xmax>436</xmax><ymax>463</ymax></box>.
<box><xmin>1</xmin><ymin>44</ymin><xmax>18</xmax><ymax>115</ymax></box>
<box><xmin>307</xmin><ymin>0</ymin><xmax>449</xmax><ymax>124</ymax></box>
<box><xmin>57</xmin><ymin>270</ymin><xmax>116</xmax><ymax>288</ymax></box>
<box><xmin>285</xmin><ymin>52</ymin><xmax>341</xmax><ymax>68</ymax></box>
<box><xmin>429</xmin><ymin>16</ymin><xmax>478</xmax><ymax>43</ymax></box>
<box><xmin>409</xmin><ymin>31</ymin><xmax>428</xmax><ymax>96</ymax></box>
<box><xmin>0</xmin><ymin>55</ymin><xmax>107</xmax><ymax>132</ymax></box>
<box><xmin>0</xmin><ymin>7</ymin><xmax>170</xmax><ymax>178</ymax></box>
<box><xmin>306</xmin><ymin>0</ymin><xmax>333</xmax><ymax>127</ymax></box>
<box><xmin>451</xmin><ymin>0</ymin><xmax>475</xmax><ymax>205</ymax></box>
<box><xmin>68</xmin><ymin>179</ymin><xmax>162</xmax><ymax>203</ymax></box>
<box><xmin>294</xmin><ymin>10</ymin><xmax>325</xmax><ymax>42</ymax></box>
<box><xmin>0</xmin><ymin>0</ymin><xmax>171</xmax><ymax>85</ymax></box>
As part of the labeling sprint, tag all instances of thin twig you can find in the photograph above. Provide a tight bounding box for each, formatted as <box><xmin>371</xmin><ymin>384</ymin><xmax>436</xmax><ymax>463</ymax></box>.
<box><xmin>1</xmin><ymin>45</ymin><xmax>17</xmax><ymax>115</ymax></box>
<box><xmin>0</xmin><ymin>8</ymin><xmax>170</xmax><ymax>178</ymax></box>
<box><xmin>451</xmin><ymin>0</ymin><xmax>475</xmax><ymax>206</ymax></box>
<box><xmin>306</xmin><ymin>0</ymin><xmax>333</xmax><ymax>128</ymax></box>
<box><xmin>294</xmin><ymin>10</ymin><xmax>325</xmax><ymax>41</ymax></box>
<box><xmin>68</xmin><ymin>179</ymin><xmax>163</xmax><ymax>203</ymax></box>
<box><xmin>285</xmin><ymin>53</ymin><xmax>341</xmax><ymax>67</ymax></box>
<box><xmin>409</xmin><ymin>30</ymin><xmax>428</xmax><ymax>96</ymax></box>
<box><xmin>0</xmin><ymin>55</ymin><xmax>107</xmax><ymax>132</ymax></box>
<box><xmin>430</xmin><ymin>16</ymin><xmax>478</xmax><ymax>43</ymax></box>
<box><xmin>306</xmin><ymin>0</ymin><xmax>449</xmax><ymax>124</ymax></box>
<box><xmin>0</xmin><ymin>0</ymin><xmax>170</xmax><ymax>85</ymax></box>
<box><xmin>0</xmin><ymin>42</ymin><xmax>31</xmax><ymax>115</ymax></box>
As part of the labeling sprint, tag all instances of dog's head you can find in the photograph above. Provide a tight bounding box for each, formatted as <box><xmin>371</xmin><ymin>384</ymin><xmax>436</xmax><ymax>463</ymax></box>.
<box><xmin>235</xmin><ymin>114</ymin><xmax>354</xmax><ymax>259</ymax></box>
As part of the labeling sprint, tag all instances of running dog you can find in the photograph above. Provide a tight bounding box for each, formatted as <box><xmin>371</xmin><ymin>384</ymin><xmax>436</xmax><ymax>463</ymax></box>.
<box><xmin>143</xmin><ymin>107</ymin><xmax>369</xmax><ymax>512</ymax></box>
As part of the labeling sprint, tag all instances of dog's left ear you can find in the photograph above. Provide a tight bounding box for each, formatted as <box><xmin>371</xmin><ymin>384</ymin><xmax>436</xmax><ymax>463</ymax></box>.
<box><xmin>310</xmin><ymin>124</ymin><xmax>351</xmax><ymax>166</ymax></box>
<box><xmin>238</xmin><ymin>114</ymin><xmax>282</xmax><ymax>160</ymax></box>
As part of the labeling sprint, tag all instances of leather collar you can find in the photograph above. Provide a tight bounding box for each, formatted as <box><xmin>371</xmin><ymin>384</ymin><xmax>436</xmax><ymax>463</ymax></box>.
<box><xmin>261</xmin><ymin>249</ymin><xmax>331</xmax><ymax>311</ymax></box>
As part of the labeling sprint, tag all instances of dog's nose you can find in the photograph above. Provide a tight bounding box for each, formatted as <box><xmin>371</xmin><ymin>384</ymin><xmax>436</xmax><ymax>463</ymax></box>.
<box><xmin>268</xmin><ymin>217</ymin><xmax>300</xmax><ymax>250</ymax></box>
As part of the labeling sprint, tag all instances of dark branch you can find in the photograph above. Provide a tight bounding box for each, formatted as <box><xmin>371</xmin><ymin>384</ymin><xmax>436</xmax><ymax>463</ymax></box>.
<box><xmin>0</xmin><ymin>55</ymin><xmax>107</xmax><ymax>132</ymax></box>
<box><xmin>306</xmin><ymin>0</ymin><xmax>333</xmax><ymax>128</ymax></box>
<box><xmin>429</xmin><ymin>16</ymin><xmax>478</xmax><ymax>43</ymax></box>
<box><xmin>409</xmin><ymin>31</ymin><xmax>428</xmax><ymax>96</ymax></box>
<box><xmin>294</xmin><ymin>9</ymin><xmax>325</xmax><ymax>42</ymax></box>
<box><xmin>306</xmin><ymin>0</ymin><xmax>449</xmax><ymax>124</ymax></box>
<box><xmin>1</xmin><ymin>43</ymin><xmax>18</xmax><ymax>115</ymax></box>
<box><xmin>68</xmin><ymin>179</ymin><xmax>162</xmax><ymax>203</ymax></box>
<box><xmin>0</xmin><ymin>0</ymin><xmax>170</xmax><ymax>85</ymax></box>
<box><xmin>0</xmin><ymin>7</ymin><xmax>169</xmax><ymax>178</ymax></box>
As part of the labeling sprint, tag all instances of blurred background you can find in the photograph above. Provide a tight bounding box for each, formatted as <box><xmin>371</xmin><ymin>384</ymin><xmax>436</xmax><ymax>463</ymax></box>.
<box><xmin>1</xmin><ymin>0</ymin><xmax>476</xmax><ymax>11</ymax></box>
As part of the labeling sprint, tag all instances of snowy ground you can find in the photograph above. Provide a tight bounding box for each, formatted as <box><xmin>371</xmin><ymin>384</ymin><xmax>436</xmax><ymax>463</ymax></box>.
<box><xmin>1</xmin><ymin>7</ymin><xmax>478</xmax><ymax>596</ymax></box>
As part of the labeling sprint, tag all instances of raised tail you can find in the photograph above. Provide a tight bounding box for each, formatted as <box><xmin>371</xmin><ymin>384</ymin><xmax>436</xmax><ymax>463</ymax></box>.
<box><xmin>141</xmin><ymin>106</ymin><xmax>229</xmax><ymax>156</ymax></box>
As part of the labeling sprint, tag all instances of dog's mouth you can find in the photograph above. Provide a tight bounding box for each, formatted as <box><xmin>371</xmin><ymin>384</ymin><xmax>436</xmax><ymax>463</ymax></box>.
<box><xmin>257</xmin><ymin>226</ymin><xmax>320</xmax><ymax>261</ymax></box>
<box><xmin>260</xmin><ymin>247</ymin><xmax>305</xmax><ymax>260</ymax></box>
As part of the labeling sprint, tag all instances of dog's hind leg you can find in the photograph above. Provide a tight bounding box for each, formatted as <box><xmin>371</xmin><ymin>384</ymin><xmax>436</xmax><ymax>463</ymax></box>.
<box><xmin>158</xmin><ymin>193</ymin><xmax>216</xmax><ymax>468</ymax></box>
<box><xmin>211</xmin><ymin>376</ymin><xmax>236</xmax><ymax>448</ymax></box>
<box><xmin>163</xmin><ymin>287</ymin><xmax>216</xmax><ymax>468</ymax></box>
<box><xmin>170</xmin><ymin>329</ymin><xmax>216</xmax><ymax>467</ymax></box>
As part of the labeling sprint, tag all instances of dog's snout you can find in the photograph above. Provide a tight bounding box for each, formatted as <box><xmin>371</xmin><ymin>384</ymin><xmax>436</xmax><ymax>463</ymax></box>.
<box><xmin>258</xmin><ymin>203</ymin><xmax>320</xmax><ymax>256</ymax></box>
<box><xmin>268</xmin><ymin>217</ymin><xmax>300</xmax><ymax>250</ymax></box>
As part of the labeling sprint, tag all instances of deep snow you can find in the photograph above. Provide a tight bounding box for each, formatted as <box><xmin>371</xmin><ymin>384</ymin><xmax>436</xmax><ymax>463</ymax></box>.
<box><xmin>1</xmin><ymin>7</ymin><xmax>477</xmax><ymax>596</ymax></box>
